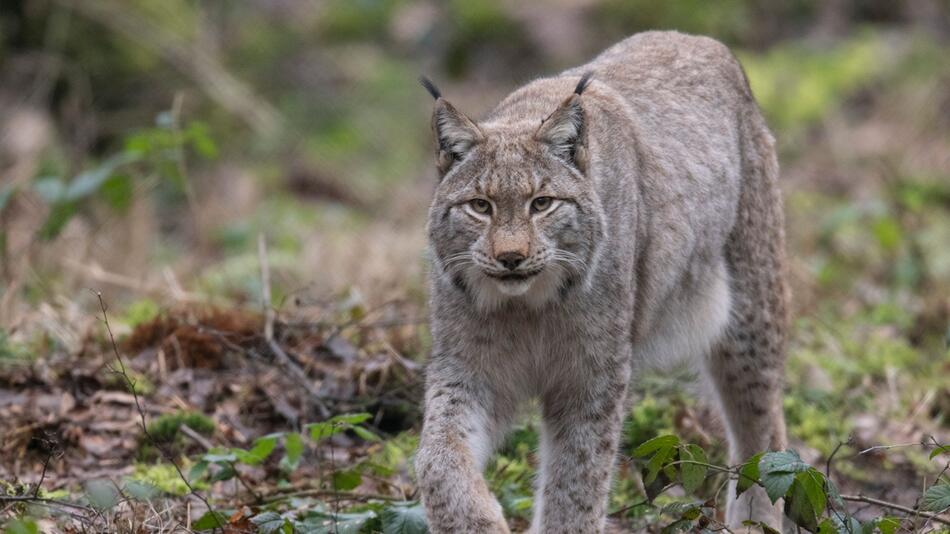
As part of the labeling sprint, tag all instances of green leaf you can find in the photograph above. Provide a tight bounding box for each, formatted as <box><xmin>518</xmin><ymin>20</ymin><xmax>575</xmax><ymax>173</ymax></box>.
<box><xmin>33</xmin><ymin>177</ymin><xmax>65</xmax><ymax>202</ymax></box>
<box><xmin>100</xmin><ymin>174</ymin><xmax>133</xmax><ymax>211</ymax></box>
<box><xmin>817</xmin><ymin>518</ymin><xmax>837</xmax><ymax>534</ymax></box>
<box><xmin>922</xmin><ymin>483</ymin><xmax>950</xmax><ymax>512</ymax></box>
<box><xmin>235</xmin><ymin>435</ymin><xmax>278</xmax><ymax>465</ymax></box>
<box><xmin>331</xmin><ymin>413</ymin><xmax>373</xmax><ymax>425</ymax></box>
<box><xmin>209</xmin><ymin>463</ymin><xmax>237</xmax><ymax>482</ymax></box>
<box><xmin>300</xmin><ymin>511</ymin><xmax>377</xmax><ymax>534</ymax></box>
<box><xmin>84</xmin><ymin>479</ymin><xmax>119</xmax><ymax>511</ymax></box>
<box><xmin>65</xmin><ymin>152</ymin><xmax>139</xmax><ymax>201</ymax></box>
<box><xmin>252</xmin><ymin>511</ymin><xmax>287</xmax><ymax>534</ymax></box>
<box><xmin>796</xmin><ymin>469</ymin><xmax>827</xmax><ymax>517</ymax></box>
<box><xmin>737</xmin><ymin>452</ymin><xmax>763</xmax><ymax>496</ymax></box>
<box><xmin>122</xmin><ymin>480</ymin><xmax>161</xmax><ymax>501</ymax></box>
<box><xmin>281</xmin><ymin>432</ymin><xmax>305</xmax><ymax>471</ymax></box>
<box><xmin>38</xmin><ymin>202</ymin><xmax>77</xmax><ymax>240</ymax></box>
<box><xmin>381</xmin><ymin>503</ymin><xmax>429</xmax><ymax>534</ymax></box>
<box><xmin>632</xmin><ymin>435</ymin><xmax>680</xmax><ymax>458</ymax></box>
<box><xmin>332</xmin><ymin>469</ymin><xmax>363</xmax><ymax>491</ymax></box>
<box><xmin>784</xmin><ymin>478</ymin><xmax>820</xmax><ymax>532</ymax></box>
<box><xmin>876</xmin><ymin>516</ymin><xmax>901</xmax><ymax>534</ymax></box>
<box><xmin>930</xmin><ymin>445</ymin><xmax>950</xmax><ymax>460</ymax></box>
<box><xmin>4</xmin><ymin>518</ymin><xmax>39</xmax><ymax>534</ymax></box>
<box><xmin>189</xmin><ymin>460</ymin><xmax>209</xmax><ymax>481</ymax></box>
<box><xmin>759</xmin><ymin>450</ymin><xmax>809</xmax><ymax>475</ymax></box>
<box><xmin>202</xmin><ymin>448</ymin><xmax>238</xmax><ymax>463</ymax></box>
<box><xmin>0</xmin><ymin>184</ymin><xmax>16</xmax><ymax>212</ymax></box>
<box><xmin>679</xmin><ymin>444</ymin><xmax>707</xmax><ymax>493</ymax></box>
<box><xmin>307</xmin><ymin>422</ymin><xmax>344</xmax><ymax>441</ymax></box>
<box><xmin>761</xmin><ymin>471</ymin><xmax>795</xmax><ymax>503</ymax></box>
<box><xmin>644</xmin><ymin>442</ymin><xmax>677</xmax><ymax>485</ymax></box>
<box><xmin>759</xmin><ymin>450</ymin><xmax>810</xmax><ymax>503</ymax></box>
<box><xmin>192</xmin><ymin>510</ymin><xmax>228</xmax><ymax>531</ymax></box>
<box><xmin>351</xmin><ymin>425</ymin><xmax>381</xmax><ymax>442</ymax></box>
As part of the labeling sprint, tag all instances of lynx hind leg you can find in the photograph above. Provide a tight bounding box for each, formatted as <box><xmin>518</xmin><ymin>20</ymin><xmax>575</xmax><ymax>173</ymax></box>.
<box><xmin>704</xmin><ymin>264</ymin><xmax>788</xmax><ymax>530</ymax></box>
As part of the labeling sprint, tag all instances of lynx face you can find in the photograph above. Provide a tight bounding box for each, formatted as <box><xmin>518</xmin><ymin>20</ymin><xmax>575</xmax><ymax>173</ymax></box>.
<box><xmin>425</xmin><ymin>77</ymin><xmax>604</xmax><ymax>311</ymax></box>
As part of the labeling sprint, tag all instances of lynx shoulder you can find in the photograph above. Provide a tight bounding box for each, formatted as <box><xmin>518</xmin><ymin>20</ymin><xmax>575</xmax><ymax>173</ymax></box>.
<box><xmin>416</xmin><ymin>31</ymin><xmax>788</xmax><ymax>534</ymax></box>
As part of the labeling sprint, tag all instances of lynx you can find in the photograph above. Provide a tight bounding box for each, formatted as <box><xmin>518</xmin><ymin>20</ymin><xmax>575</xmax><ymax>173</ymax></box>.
<box><xmin>415</xmin><ymin>31</ymin><xmax>788</xmax><ymax>533</ymax></box>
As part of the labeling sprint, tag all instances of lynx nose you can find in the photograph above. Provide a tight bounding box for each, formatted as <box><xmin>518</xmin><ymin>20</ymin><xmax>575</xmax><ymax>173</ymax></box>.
<box><xmin>496</xmin><ymin>252</ymin><xmax>526</xmax><ymax>270</ymax></box>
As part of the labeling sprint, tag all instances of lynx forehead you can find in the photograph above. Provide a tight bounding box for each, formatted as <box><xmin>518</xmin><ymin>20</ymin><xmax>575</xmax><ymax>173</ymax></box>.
<box><xmin>416</xmin><ymin>31</ymin><xmax>789</xmax><ymax>534</ymax></box>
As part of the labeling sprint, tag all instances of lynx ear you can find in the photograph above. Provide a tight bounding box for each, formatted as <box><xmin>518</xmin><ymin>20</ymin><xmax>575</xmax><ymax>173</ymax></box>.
<box><xmin>420</xmin><ymin>76</ymin><xmax>483</xmax><ymax>176</ymax></box>
<box><xmin>536</xmin><ymin>72</ymin><xmax>593</xmax><ymax>173</ymax></box>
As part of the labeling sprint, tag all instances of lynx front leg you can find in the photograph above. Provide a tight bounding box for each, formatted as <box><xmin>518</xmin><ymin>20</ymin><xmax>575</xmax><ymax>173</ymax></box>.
<box><xmin>533</xmin><ymin>365</ymin><xmax>630</xmax><ymax>534</ymax></box>
<box><xmin>415</xmin><ymin>369</ymin><xmax>510</xmax><ymax>534</ymax></box>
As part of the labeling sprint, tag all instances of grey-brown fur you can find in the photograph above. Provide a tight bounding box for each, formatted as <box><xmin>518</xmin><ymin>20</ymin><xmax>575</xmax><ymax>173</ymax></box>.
<box><xmin>416</xmin><ymin>31</ymin><xmax>788</xmax><ymax>533</ymax></box>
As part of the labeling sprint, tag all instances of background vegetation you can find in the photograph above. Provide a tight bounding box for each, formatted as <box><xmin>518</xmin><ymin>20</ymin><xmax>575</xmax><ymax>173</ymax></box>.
<box><xmin>1</xmin><ymin>0</ymin><xmax>948</xmax><ymax>532</ymax></box>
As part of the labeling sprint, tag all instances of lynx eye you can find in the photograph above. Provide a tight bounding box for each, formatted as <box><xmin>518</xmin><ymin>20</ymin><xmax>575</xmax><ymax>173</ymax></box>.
<box><xmin>469</xmin><ymin>198</ymin><xmax>492</xmax><ymax>215</ymax></box>
<box><xmin>530</xmin><ymin>196</ymin><xmax>554</xmax><ymax>213</ymax></box>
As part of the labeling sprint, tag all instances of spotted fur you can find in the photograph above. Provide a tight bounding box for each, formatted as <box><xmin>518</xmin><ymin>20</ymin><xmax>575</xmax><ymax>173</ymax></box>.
<box><xmin>416</xmin><ymin>31</ymin><xmax>789</xmax><ymax>533</ymax></box>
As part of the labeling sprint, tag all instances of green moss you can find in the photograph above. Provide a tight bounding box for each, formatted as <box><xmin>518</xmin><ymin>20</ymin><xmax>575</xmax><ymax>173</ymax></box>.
<box><xmin>146</xmin><ymin>411</ymin><xmax>216</xmax><ymax>443</ymax></box>
<box><xmin>123</xmin><ymin>299</ymin><xmax>161</xmax><ymax>329</ymax></box>
<box><xmin>129</xmin><ymin>463</ymin><xmax>197</xmax><ymax>496</ymax></box>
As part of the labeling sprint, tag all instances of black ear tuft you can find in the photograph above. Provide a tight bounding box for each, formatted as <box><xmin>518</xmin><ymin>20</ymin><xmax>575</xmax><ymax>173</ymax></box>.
<box><xmin>574</xmin><ymin>71</ymin><xmax>594</xmax><ymax>96</ymax></box>
<box><xmin>419</xmin><ymin>76</ymin><xmax>442</xmax><ymax>100</ymax></box>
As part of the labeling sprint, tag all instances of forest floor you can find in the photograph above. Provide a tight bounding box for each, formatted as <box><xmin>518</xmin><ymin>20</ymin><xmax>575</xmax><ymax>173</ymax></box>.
<box><xmin>1</xmin><ymin>26</ymin><xmax>950</xmax><ymax>534</ymax></box>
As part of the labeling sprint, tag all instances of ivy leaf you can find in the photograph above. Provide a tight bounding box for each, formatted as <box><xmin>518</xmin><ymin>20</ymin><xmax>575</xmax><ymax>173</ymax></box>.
<box><xmin>679</xmin><ymin>444</ymin><xmax>707</xmax><ymax>493</ymax></box>
<box><xmin>192</xmin><ymin>510</ymin><xmax>228</xmax><ymax>531</ymax></box>
<box><xmin>251</xmin><ymin>511</ymin><xmax>287</xmax><ymax>534</ymax></box>
<box><xmin>737</xmin><ymin>452</ymin><xmax>763</xmax><ymax>496</ymax></box>
<box><xmin>922</xmin><ymin>483</ymin><xmax>950</xmax><ymax>512</ymax></box>
<box><xmin>381</xmin><ymin>503</ymin><xmax>429</xmax><ymax>534</ymax></box>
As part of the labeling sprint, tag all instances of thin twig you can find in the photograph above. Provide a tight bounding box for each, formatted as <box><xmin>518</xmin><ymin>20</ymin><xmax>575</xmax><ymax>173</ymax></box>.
<box><xmin>260</xmin><ymin>488</ymin><xmax>402</xmax><ymax>504</ymax></box>
<box><xmin>94</xmin><ymin>291</ymin><xmax>224</xmax><ymax>532</ymax></box>
<box><xmin>0</xmin><ymin>495</ymin><xmax>96</xmax><ymax>513</ymax></box>
<box><xmin>257</xmin><ymin>234</ymin><xmax>330</xmax><ymax>419</ymax></box>
<box><xmin>258</xmin><ymin>233</ymin><xmax>275</xmax><ymax>343</ymax></box>
<box><xmin>839</xmin><ymin>494</ymin><xmax>950</xmax><ymax>527</ymax></box>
